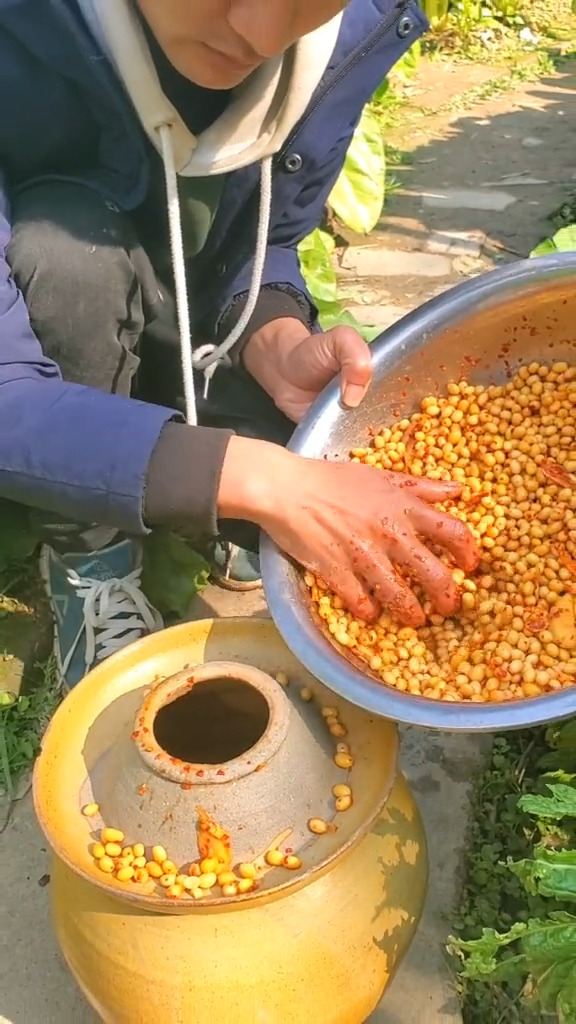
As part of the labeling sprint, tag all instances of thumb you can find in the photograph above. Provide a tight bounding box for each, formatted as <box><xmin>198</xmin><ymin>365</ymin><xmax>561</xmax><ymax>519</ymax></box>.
<box><xmin>323</xmin><ymin>326</ymin><xmax>372</xmax><ymax>408</ymax></box>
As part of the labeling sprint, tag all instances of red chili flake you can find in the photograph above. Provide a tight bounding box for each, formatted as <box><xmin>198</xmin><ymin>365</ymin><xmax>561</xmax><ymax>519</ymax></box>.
<box><xmin>181</xmin><ymin>782</ymin><xmax>193</xmax><ymax>790</ymax></box>
<box><xmin>196</xmin><ymin>770</ymin><xmax>205</xmax><ymax>778</ymax></box>
<box><xmin>131</xmin><ymin>730</ymin><xmax>140</xmax><ymax>741</ymax></box>
<box><xmin>138</xmin><ymin>784</ymin><xmax>148</xmax><ymax>796</ymax></box>
<box><xmin>216</xmin><ymin>769</ymin><xmax>225</xmax><ymax>776</ymax></box>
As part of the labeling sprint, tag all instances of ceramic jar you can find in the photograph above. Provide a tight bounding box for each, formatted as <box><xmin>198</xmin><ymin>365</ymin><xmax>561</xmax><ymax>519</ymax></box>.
<box><xmin>34</xmin><ymin>617</ymin><xmax>428</xmax><ymax>1023</ymax></box>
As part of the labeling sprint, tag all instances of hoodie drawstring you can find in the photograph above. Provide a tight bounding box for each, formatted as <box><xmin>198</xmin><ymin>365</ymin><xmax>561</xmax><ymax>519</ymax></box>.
<box><xmin>158</xmin><ymin>123</ymin><xmax>273</xmax><ymax>427</ymax></box>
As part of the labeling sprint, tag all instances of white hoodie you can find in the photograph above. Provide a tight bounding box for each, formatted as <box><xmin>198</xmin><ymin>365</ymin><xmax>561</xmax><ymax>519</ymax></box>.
<box><xmin>77</xmin><ymin>0</ymin><xmax>342</xmax><ymax>424</ymax></box>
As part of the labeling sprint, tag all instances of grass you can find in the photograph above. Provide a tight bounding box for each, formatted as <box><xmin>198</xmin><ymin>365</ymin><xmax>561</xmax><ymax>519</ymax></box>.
<box><xmin>0</xmin><ymin>654</ymin><xmax>61</xmax><ymax>828</ymax></box>
<box><xmin>418</xmin><ymin>53</ymin><xmax>555</xmax><ymax>116</ymax></box>
<box><xmin>450</xmin><ymin>729</ymin><xmax>574</xmax><ymax>1023</ymax></box>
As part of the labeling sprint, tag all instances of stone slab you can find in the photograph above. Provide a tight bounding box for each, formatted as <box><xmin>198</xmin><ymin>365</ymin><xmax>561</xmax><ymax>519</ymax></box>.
<box><xmin>425</xmin><ymin>229</ymin><xmax>485</xmax><ymax>258</ymax></box>
<box><xmin>345</xmin><ymin>304</ymin><xmax>411</xmax><ymax>331</ymax></box>
<box><xmin>341</xmin><ymin>246</ymin><xmax>453</xmax><ymax>278</ymax></box>
<box><xmin>419</xmin><ymin>187</ymin><xmax>517</xmax><ymax>211</ymax></box>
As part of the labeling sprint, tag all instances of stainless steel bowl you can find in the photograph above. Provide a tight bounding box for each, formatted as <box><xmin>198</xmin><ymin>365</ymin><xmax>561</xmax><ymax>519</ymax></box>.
<box><xmin>261</xmin><ymin>254</ymin><xmax>576</xmax><ymax>732</ymax></box>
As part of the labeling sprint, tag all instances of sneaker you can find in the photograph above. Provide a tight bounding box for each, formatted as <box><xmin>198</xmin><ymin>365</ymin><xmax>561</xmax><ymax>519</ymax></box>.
<box><xmin>210</xmin><ymin>541</ymin><xmax>262</xmax><ymax>592</ymax></box>
<box><xmin>40</xmin><ymin>538</ymin><xmax>163</xmax><ymax>691</ymax></box>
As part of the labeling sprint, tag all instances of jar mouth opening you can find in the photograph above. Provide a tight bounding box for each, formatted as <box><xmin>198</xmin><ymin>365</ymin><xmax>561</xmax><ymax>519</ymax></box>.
<box><xmin>132</xmin><ymin>661</ymin><xmax>290</xmax><ymax>785</ymax></box>
<box><xmin>153</xmin><ymin>677</ymin><xmax>270</xmax><ymax>765</ymax></box>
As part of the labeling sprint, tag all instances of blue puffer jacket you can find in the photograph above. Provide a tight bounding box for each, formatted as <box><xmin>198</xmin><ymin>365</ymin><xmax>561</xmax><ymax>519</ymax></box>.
<box><xmin>0</xmin><ymin>0</ymin><xmax>427</xmax><ymax>533</ymax></box>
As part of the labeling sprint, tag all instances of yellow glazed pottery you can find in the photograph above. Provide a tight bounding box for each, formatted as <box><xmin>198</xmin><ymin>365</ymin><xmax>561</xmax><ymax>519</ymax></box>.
<box><xmin>34</xmin><ymin>618</ymin><xmax>428</xmax><ymax>1023</ymax></box>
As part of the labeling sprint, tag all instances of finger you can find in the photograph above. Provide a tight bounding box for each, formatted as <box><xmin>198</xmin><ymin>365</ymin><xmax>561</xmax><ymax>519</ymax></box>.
<box><xmin>393</xmin><ymin>537</ymin><xmax>461</xmax><ymax>617</ymax></box>
<box><xmin>357</xmin><ymin>546</ymin><xmax>427</xmax><ymax>628</ymax></box>
<box><xmin>324</xmin><ymin>570</ymin><xmax>381</xmax><ymax>624</ymax></box>
<box><xmin>324</xmin><ymin>327</ymin><xmax>372</xmax><ymax>408</ymax></box>
<box><xmin>393</xmin><ymin>474</ymin><xmax>463</xmax><ymax>504</ymax></box>
<box><xmin>409</xmin><ymin>504</ymin><xmax>481</xmax><ymax>574</ymax></box>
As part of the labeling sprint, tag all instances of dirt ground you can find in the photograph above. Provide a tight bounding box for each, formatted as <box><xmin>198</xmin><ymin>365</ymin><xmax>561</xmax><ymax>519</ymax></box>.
<box><xmin>340</xmin><ymin>52</ymin><xmax>575</xmax><ymax>319</ymax></box>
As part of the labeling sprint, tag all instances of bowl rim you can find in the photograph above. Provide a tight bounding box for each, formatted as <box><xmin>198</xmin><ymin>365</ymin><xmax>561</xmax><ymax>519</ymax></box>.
<box><xmin>260</xmin><ymin>253</ymin><xmax>576</xmax><ymax>732</ymax></box>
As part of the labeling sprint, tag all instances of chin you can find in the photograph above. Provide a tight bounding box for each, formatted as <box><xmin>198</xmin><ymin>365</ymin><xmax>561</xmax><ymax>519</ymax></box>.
<box><xmin>173</xmin><ymin>49</ymin><xmax>260</xmax><ymax>91</ymax></box>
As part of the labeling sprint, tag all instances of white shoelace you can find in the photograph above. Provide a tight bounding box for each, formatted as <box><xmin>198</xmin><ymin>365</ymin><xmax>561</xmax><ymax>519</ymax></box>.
<box><xmin>61</xmin><ymin>568</ymin><xmax>163</xmax><ymax>676</ymax></box>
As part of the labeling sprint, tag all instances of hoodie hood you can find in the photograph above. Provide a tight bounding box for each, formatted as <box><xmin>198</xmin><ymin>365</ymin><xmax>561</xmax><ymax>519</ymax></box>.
<box><xmin>77</xmin><ymin>0</ymin><xmax>342</xmax><ymax>175</ymax></box>
<box><xmin>76</xmin><ymin>0</ymin><xmax>342</xmax><ymax>427</ymax></box>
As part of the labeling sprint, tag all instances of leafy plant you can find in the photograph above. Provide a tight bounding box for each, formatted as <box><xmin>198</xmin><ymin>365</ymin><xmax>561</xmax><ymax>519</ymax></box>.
<box><xmin>327</xmin><ymin>107</ymin><xmax>386</xmax><ymax>235</ymax></box>
<box><xmin>297</xmin><ymin>229</ymin><xmax>381</xmax><ymax>342</ymax></box>
<box><xmin>530</xmin><ymin>224</ymin><xmax>576</xmax><ymax>258</ymax></box>
<box><xmin>142</xmin><ymin>529</ymin><xmax>210</xmax><ymax>619</ymax></box>
<box><xmin>449</xmin><ymin>722</ymin><xmax>576</xmax><ymax>1022</ymax></box>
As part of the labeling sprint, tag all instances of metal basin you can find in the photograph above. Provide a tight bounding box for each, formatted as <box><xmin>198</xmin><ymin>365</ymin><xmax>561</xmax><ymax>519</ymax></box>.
<box><xmin>261</xmin><ymin>254</ymin><xmax>576</xmax><ymax>732</ymax></box>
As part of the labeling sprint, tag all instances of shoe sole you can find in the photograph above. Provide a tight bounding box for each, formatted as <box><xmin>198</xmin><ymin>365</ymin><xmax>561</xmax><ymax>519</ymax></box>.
<box><xmin>38</xmin><ymin>545</ymin><xmax>68</xmax><ymax>695</ymax></box>
<box><xmin>210</xmin><ymin>570</ymin><xmax>263</xmax><ymax>593</ymax></box>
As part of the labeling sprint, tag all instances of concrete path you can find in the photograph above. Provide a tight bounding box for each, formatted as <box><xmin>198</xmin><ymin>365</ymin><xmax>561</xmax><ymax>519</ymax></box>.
<box><xmin>1</xmin><ymin>55</ymin><xmax>574</xmax><ymax>1024</ymax></box>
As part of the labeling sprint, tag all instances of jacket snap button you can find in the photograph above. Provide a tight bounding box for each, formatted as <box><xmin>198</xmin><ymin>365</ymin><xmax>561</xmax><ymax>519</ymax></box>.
<box><xmin>397</xmin><ymin>15</ymin><xmax>413</xmax><ymax>38</ymax></box>
<box><xmin>284</xmin><ymin>153</ymin><xmax>303</xmax><ymax>173</ymax></box>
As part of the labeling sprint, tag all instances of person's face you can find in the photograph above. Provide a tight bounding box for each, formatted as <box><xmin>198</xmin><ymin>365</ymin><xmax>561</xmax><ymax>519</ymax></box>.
<box><xmin>138</xmin><ymin>0</ymin><xmax>344</xmax><ymax>89</ymax></box>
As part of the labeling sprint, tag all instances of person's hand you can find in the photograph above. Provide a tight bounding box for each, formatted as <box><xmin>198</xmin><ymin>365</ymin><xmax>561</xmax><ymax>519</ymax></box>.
<box><xmin>218</xmin><ymin>438</ymin><xmax>482</xmax><ymax>626</ymax></box>
<box><xmin>242</xmin><ymin>317</ymin><xmax>372</xmax><ymax>422</ymax></box>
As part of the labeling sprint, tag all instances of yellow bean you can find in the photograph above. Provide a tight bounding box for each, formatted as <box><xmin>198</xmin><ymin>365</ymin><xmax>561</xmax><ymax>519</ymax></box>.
<box><xmin>152</xmin><ymin>845</ymin><xmax>167</xmax><ymax>865</ymax></box>
<box><xmin>332</xmin><ymin>783</ymin><xmax>352</xmax><ymax>798</ymax></box>
<box><xmin>116</xmin><ymin>866</ymin><xmax>135</xmax><ymax>882</ymax></box>
<box><xmin>238</xmin><ymin>863</ymin><xmax>257</xmax><ymax>880</ymax></box>
<box><xmin>283</xmin><ymin>855</ymin><xmax>302</xmax><ymax>870</ymax></box>
<box><xmin>199</xmin><ymin>857</ymin><xmax>219</xmax><ymax>875</ymax></box>
<box><xmin>218</xmin><ymin>871</ymin><xmax>237</xmax><ymax>886</ymax></box>
<box><xmin>132</xmin><ymin>857</ymin><xmax>147</xmax><ymax>869</ymax></box>
<box><xmin>265</xmin><ymin>849</ymin><xmax>284</xmax><ymax>867</ymax></box>
<box><xmin>101</xmin><ymin>828</ymin><xmax>125</xmax><ymax>845</ymax></box>
<box><xmin>91</xmin><ymin>843</ymin><xmax>106</xmax><ymax>860</ymax></box>
<box><xmin>335</xmin><ymin>794</ymin><xmax>353</xmax><ymax>812</ymax></box>
<box><xmin>308</xmin><ymin>818</ymin><xmax>328</xmax><ymax>835</ymax></box>
<box><xmin>97</xmin><ymin>856</ymin><xmax>115</xmax><ymax>873</ymax></box>
<box><xmin>334</xmin><ymin>752</ymin><xmax>354</xmax><ymax>769</ymax></box>
<box><xmin>166</xmin><ymin>884</ymin><xmax>183</xmax><ymax>898</ymax></box>
<box><xmin>183</xmin><ymin>877</ymin><xmax>200</xmax><ymax>892</ymax></box>
<box><xmin>237</xmin><ymin>878</ymin><xmax>254</xmax><ymax>894</ymax></box>
<box><xmin>275</xmin><ymin>671</ymin><xmax>289</xmax><ymax>687</ymax></box>
<box><xmin>133</xmin><ymin>868</ymin><xmax>149</xmax><ymax>885</ymax></box>
<box><xmin>159</xmin><ymin>873</ymin><xmax>176</xmax><ymax>888</ymax></box>
<box><xmin>198</xmin><ymin>872</ymin><xmax>217</xmax><ymax>890</ymax></box>
<box><xmin>300</xmin><ymin>687</ymin><xmax>313</xmax><ymax>702</ymax></box>
<box><xmin>221</xmin><ymin>883</ymin><xmax>238</xmax><ymax>897</ymax></box>
<box><xmin>162</xmin><ymin>860</ymin><xmax>178</xmax><ymax>876</ymax></box>
<box><xmin>146</xmin><ymin>861</ymin><xmax>164</xmax><ymax>878</ymax></box>
<box><xmin>104</xmin><ymin>843</ymin><xmax>123</xmax><ymax>857</ymax></box>
<box><xmin>132</xmin><ymin>843</ymin><xmax>145</xmax><ymax>859</ymax></box>
<box><xmin>81</xmin><ymin>803</ymin><xmax>100</xmax><ymax>817</ymax></box>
